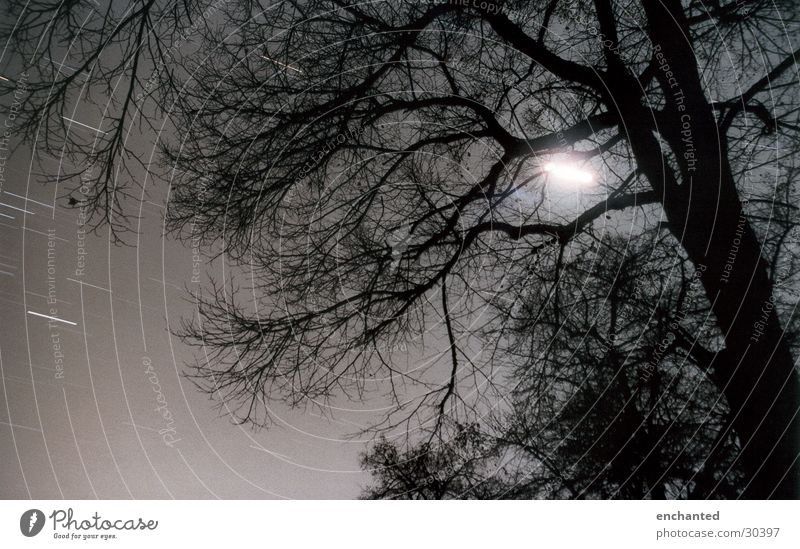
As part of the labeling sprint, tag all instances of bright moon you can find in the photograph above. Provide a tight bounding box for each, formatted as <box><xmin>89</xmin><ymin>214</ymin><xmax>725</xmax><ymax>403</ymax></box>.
<box><xmin>543</xmin><ymin>162</ymin><xmax>594</xmax><ymax>185</ymax></box>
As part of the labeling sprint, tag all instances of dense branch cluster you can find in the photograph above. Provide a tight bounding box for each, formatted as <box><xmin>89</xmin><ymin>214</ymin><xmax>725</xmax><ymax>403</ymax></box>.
<box><xmin>4</xmin><ymin>0</ymin><xmax>800</xmax><ymax>498</ymax></box>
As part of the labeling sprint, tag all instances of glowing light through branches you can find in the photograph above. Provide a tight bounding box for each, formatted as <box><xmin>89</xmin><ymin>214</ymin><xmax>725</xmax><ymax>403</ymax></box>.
<box><xmin>543</xmin><ymin>162</ymin><xmax>594</xmax><ymax>185</ymax></box>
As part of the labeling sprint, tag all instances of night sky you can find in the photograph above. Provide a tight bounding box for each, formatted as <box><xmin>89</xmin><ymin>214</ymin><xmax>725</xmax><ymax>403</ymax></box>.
<box><xmin>2</xmin><ymin>0</ymin><xmax>799</xmax><ymax>502</ymax></box>
<box><xmin>0</xmin><ymin>132</ymin><xmax>371</xmax><ymax>498</ymax></box>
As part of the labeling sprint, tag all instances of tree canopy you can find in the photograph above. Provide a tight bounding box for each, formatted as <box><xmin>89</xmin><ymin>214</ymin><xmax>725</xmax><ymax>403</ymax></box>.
<box><xmin>4</xmin><ymin>0</ymin><xmax>800</xmax><ymax>498</ymax></box>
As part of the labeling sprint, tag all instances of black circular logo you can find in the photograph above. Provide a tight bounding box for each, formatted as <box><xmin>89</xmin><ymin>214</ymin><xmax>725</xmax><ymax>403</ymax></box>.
<box><xmin>20</xmin><ymin>509</ymin><xmax>45</xmax><ymax>537</ymax></box>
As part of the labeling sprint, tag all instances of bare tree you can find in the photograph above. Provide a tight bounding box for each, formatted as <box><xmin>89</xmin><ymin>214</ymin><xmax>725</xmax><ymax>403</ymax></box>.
<box><xmin>0</xmin><ymin>0</ymin><xmax>223</xmax><ymax>238</ymax></box>
<box><xmin>5</xmin><ymin>0</ymin><xmax>800</xmax><ymax>498</ymax></box>
<box><xmin>364</xmin><ymin>235</ymin><xmax>745</xmax><ymax>498</ymax></box>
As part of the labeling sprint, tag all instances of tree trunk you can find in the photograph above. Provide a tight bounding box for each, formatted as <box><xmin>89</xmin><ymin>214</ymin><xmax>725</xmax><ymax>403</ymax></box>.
<box><xmin>612</xmin><ymin>0</ymin><xmax>800</xmax><ymax>499</ymax></box>
<box><xmin>676</xmin><ymin>181</ymin><xmax>800</xmax><ymax>499</ymax></box>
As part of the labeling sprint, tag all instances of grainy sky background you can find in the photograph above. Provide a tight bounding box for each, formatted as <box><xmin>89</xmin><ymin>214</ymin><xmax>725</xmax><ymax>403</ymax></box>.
<box><xmin>0</xmin><ymin>88</ymin><xmax>376</xmax><ymax>498</ymax></box>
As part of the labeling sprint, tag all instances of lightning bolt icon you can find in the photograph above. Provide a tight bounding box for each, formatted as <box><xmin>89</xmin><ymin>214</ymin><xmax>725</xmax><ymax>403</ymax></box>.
<box><xmin>28</xmin><ymin>511</ymin><xmax>38</xmax><ymax>533</ymax></box>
